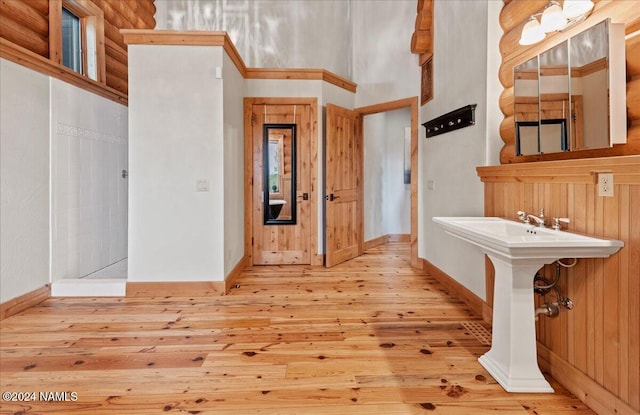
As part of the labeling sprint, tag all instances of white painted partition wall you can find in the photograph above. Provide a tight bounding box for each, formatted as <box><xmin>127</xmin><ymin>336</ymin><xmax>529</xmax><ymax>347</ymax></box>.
<box><xmin>51</xmin><ymin>79</ymin><xmax>128</xmax><ymax>281</ymax></box>
<box><xmin>128</xmin><ymin>45</ymin><xmax>226</xmax><ymax>282</ymax></box>
<box><xmin>222</xmin><ymin>52</ymin><xmax>245</xmax><ymax>276</ymax></box>
<box><xmin>1</xmin><ymin>58</ymin><xmax>130</xmax><ymax>302</ymax></box>
<box><xmin>127</xmin><ymin>40</ymin><xmax>358</xmax><ymax>280</ymax></box>
<box><xmin>419</xmin><ymin>0</ymin><xmax>490</xmax><ymax>300</ymax></box>
<box><xmin>363</xmin><ymin>109</ymin><xmax>411</xmax><ymax>242</ymax></box>
<box><xmin>0</xmin><ymin>59</ymin><xmax>50</xmax><ymax>303</ymax></box>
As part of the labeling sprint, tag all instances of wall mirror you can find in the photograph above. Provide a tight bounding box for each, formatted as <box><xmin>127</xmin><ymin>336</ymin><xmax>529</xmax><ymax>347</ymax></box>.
<box><xmin>513</xmin><ymin>19</ymin><xmax>626</xmax><ymax>156</ymax></box>
<box><xmin>539</xmin><ymin>41</ymin><xmax>569</xmax><ymax>153</ymax></box>
<box><xmin>569</xmin><ymin>19</ymin><xmax>627</xmax><ymax>150</ymax></box>
<box><xmin>514</xmin><ymin>55</ymin><xmax>539</xmax><ymax>155</ymax></box>
<box><xmin>263</xmin><ymin>124</ymin><xmax>296</xmax><ymax>225</ymax></box>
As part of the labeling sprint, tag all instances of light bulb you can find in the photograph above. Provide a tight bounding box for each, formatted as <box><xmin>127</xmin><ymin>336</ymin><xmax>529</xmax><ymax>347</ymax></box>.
<box><xmin>520</xmin><ymin>17</ymin><xmax>545</xmax><ymax>45</ymax></box>
<box><xmin>562</xmin><ymin>0</ymin><xmax>594</xmax><ymax>20</ymax></box>
<box><xmin>541</xmin><ymin>1</ymin><xmax>568</xmax><ymax>32</ymax></box>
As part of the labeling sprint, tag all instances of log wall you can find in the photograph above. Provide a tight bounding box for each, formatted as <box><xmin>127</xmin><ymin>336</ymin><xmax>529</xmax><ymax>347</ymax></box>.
<box><xmin>499</xmin><ymin>0</ymin><xmax>640</xmax><ymax>164</ymax></box>
<box><xmin>0</xmin><ymin>0</ymin><xmax>156</xmax><ymax>99</ymax></box>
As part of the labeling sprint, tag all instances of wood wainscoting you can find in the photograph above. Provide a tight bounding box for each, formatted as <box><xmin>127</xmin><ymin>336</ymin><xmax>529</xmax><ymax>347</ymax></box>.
<box><xmin>478</xmin><ymin>155</ymin><xmax>640</xmax><ymax>415</ymax></box>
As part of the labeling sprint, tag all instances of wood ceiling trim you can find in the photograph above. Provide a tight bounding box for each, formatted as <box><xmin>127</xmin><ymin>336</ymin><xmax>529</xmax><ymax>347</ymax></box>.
<box><xmin>121</xmin><ymin>29</ymin><xmax>357</xmax><ymax>93</ymax></box>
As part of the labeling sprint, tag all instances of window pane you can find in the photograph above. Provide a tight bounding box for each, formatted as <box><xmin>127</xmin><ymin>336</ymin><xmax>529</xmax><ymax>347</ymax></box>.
<box><xmin>62</xmin><ymin>8</ymin><xmax>82</xmax><ymax>74</ymax></box>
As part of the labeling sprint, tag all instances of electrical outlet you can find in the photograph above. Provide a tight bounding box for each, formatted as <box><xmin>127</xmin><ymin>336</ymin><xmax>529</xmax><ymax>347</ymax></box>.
<box><xmin>597</xmin><ymin>173</ymin><xmax>614</xmax><ymax>197</ymax></box>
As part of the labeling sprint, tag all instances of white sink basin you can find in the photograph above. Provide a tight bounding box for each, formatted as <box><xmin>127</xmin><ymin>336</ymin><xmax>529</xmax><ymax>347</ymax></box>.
<box><xmin>432</xmin><ymin>216</ymin><xmax>623</xmax><ymax>393</ymax></box>
<box><xmin>433</xmin><ymin>217</ymin><xmax>623</xmax><ymax>261</ymax></box>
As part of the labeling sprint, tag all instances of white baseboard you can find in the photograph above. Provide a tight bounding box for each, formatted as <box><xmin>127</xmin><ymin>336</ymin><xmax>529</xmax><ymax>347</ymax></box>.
<box><xmin>51</xmin><ymin>279</ymin><xmax>126</xmax><ymax>297</ymax></box>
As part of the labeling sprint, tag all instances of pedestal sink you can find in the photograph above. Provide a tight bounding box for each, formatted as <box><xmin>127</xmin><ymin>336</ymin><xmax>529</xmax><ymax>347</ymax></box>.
<box><xmin>432</xmin><ymin>217</ymin><xmax>624</xmax><ymax>393</ymax></box>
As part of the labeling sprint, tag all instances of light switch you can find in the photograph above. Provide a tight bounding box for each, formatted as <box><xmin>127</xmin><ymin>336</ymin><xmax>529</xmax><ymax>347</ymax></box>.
<box><xmin>196</xmin><ymin>179</ymin><xmax>209</xmax><ymax>192</ymax></box>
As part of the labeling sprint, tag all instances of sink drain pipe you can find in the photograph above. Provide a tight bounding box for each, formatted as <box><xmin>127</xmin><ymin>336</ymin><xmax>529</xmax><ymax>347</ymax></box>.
<box><xmin>534</xmin><ymin>259</ymin><xmax>577</xmax><ymax>319</ymax></box>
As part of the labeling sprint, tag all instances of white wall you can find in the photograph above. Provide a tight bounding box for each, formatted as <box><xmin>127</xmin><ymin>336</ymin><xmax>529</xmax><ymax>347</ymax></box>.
<box><xmin>155</xmin><ymin>0</ymin><xmax>352</xmax><ymax>79</ymax></box>
<box><xmin>0</xmin><ymin>59</ymin><xmax>50</xmax><ymax>303</ymax></box>
<box><xmin>352</xmin><ymin>0</ymin><xmax>419</xmax><ymax>107</ymax></box>
<box><xmin>486</xmin><ymin>0</ymin><xmax>505</xmax><ymax>166</ymax></box>
<box><xmin>363</xmin><ymin>109</ymin><xmax>411</xmax><ymax>241</ymax></box>
<box><xmin>364</xmin><ymin>113</ymin><xmax>385</xmax><ymax>241</ymax></box>
<box><xmin>384</xmin><ymin>108</ymin><xmax>411</xmax><ymax>235</ymax></box>
<box><xmin>245</xmin><ymin>79</ymin><xmax>323</xmax><ymax>99</ymax></box>
<box><xmin>1</xmin><ymin>58</ymin><xmax>129</xmax><ymax>303</ymax></box>
<box><xmin>222</xmin><ymin>53</ymin><xmax>245</xmax><ymax>276</ymax></box>
<box><xmin>419</xmin><ymin>0</ymin><xmax>489</xmax><ymax>300</ymax></box>
<box><xmin>51</xmin><ymin>79</ymin><xmax>128</xmax><ymax>281</ymax></box>
<box><xmin>128</xmin><ymin>45</ymin><xmax>225</xmax><ymax>281</ymax></box>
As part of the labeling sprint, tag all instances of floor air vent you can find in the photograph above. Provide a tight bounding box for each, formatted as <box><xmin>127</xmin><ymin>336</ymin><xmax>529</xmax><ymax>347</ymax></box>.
<box><xmin>461</xmin><ymin>321</ymin><xmax>492</xmax><ymax>346</ymax></box>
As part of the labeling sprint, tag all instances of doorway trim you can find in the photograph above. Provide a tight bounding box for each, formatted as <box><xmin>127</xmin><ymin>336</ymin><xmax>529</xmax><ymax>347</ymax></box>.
<box><xmin>243</xmin><ymin>97</ymin><xmax>320</xmax><ymax>265</ymax></box>
<box><xmin>355</xmin><ymin>97</ymin><xmax>419</xmax><ymax>268</ymax></box>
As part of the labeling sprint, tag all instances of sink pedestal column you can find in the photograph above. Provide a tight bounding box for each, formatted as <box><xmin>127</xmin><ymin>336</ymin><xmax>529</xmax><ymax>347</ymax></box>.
<box><xmin>479</xmin><ymin>254</ymin><xmax>554</xmax><ymax>393</ymax></box>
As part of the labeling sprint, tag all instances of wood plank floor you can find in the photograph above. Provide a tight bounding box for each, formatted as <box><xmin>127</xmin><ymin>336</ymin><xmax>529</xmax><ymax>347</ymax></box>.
<box><xmin>0</xmin><ymin>243</ymin><xmax>594</xmax><ymax>414</ymax></box>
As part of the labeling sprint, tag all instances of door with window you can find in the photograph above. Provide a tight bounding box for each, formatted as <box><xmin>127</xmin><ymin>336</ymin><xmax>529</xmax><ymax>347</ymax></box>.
<box><xmin>248</xmin><ymin>100</ymin><xmax>314</xmax><ymax>265</ymax></box>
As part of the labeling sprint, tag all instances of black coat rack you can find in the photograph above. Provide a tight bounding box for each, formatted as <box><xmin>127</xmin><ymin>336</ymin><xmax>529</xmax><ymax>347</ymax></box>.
<box><xmin>422</xmin><ymin>104</ymin><xmax>477</xmax><ymax>138</ymax></box>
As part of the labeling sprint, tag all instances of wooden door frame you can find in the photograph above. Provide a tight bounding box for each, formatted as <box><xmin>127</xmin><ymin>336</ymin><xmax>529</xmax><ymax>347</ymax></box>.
<box><xmin>244</xmin><ymin>97</ymin><xmax>320</xmax><ymax>265</ymax></box>
<box><xmin>355</xmin><ymin>97</ymin><xmax>420</xmax><ymax>268</ymax></box>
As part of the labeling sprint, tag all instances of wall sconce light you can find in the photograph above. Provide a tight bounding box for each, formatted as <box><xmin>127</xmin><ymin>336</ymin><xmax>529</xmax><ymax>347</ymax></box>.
<box><xmin>519</xmin><ymin>0</ymin><xmax>594</xmax><ymax>46</ymax></box>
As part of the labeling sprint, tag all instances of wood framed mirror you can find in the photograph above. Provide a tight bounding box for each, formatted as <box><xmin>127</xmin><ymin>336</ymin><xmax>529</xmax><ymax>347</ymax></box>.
<box><xmin>263</xmin><ymin>123</ymin><xmax>297</xmax><ymax>225</ymax></box>
<box><xmin>513</xmin><ymin>19</ymin><xmax>626</xmax><ymax>156</ymax></box>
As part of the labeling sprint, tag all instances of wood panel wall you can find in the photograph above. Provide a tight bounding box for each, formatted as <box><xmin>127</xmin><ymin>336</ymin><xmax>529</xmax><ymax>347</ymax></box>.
<box><xmin>499</xmin><ymin>0</ymin><xmax>640</xmax><ymax>164</ymax></box>
<box><xmin>0</xmin><ymin>0</ymin><xmax>156</xmax><ymax>98</ymax></box>
<box><xmin>478</xmin><ymin>156</ymin><xmax>640</xmax><ymax>415</ymax></box>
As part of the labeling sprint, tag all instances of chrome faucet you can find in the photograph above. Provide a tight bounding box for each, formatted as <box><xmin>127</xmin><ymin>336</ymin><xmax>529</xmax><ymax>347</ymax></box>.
<box><xmin>552</xmin><ymin>217</ymin><xmax>570</xmax><ymax>230</ymax></box>
<box><xmin>517</xmin><ymin>209</ymin><xmax>546</xmax><ymax>227</ymax></box>
<box><xmin>517</xmin><ymin>210</ymin><xmax>529</xmax><ymax>223</ymax></box>
<box><xmin>526</xmin><ymin>214</ymin><xmax>546</xmax><ymax>227</ymax></box>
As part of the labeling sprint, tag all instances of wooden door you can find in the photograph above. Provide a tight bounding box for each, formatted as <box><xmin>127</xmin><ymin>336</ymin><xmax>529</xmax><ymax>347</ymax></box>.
<box><xmin>251</xmin><ymin>103</ymin><xmax>312</xmax><ymax>264</ymax></box>
<box><xmin>325</xmin><ymin>104</ymin><xmax>362</xmax><ymax>267</ymax></box>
